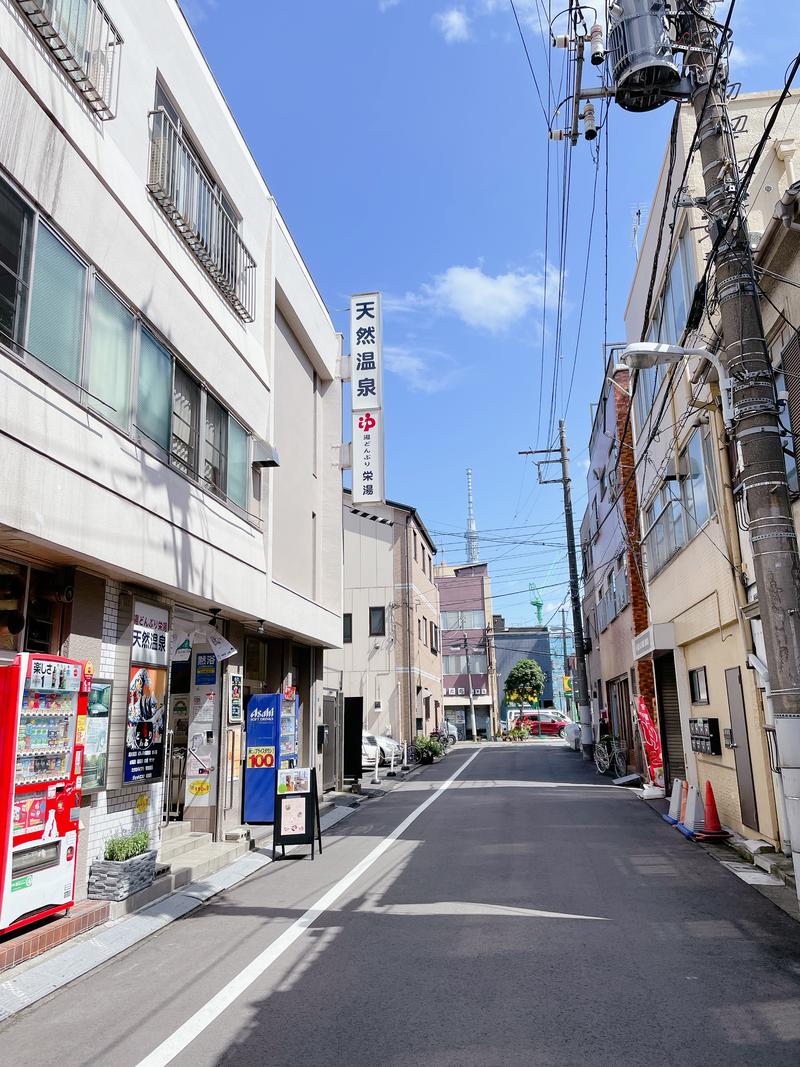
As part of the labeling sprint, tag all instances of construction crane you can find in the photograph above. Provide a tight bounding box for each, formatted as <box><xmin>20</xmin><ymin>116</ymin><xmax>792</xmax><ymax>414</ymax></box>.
<box><xmin>529</xmin><ymin>583</ymin><xmax>543</xmax><ymax>626</ymax></box>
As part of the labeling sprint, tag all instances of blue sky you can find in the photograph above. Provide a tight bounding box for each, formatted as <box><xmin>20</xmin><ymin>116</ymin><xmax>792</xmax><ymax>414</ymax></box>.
<box><xmin>182</xmin><ymin>0</ymin><xmax>800</xmax><ymax>626</ymax></box>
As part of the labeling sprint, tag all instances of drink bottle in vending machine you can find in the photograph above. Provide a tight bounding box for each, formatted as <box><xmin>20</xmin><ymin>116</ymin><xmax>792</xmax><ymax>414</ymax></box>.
<box><xmin>0</xmin><ymin>653</ymin><xmax>89</xmax><ymax>935</ymax></box>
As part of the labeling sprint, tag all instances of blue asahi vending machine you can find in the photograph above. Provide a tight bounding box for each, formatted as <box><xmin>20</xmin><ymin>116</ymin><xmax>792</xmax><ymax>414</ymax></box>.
<box><xmin>243</xmin><ymin>691</ymin><xmax>299</xmax><ymax>823</ymax></box>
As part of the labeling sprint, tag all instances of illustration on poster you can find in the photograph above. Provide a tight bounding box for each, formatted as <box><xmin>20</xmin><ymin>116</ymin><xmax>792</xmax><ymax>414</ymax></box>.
<box><xmin>127</xmin><ymin>667</ymin><xmax>165</xmax><ymax>751</ymax></box>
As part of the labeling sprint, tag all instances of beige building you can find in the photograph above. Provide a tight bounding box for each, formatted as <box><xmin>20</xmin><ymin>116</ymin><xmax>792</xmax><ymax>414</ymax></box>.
<box><xmin>326</xmin><ymin>491</ymin><xmax>443</xmax><ymax>743</ymax></box>
<box><xmin>624</xmin><ymin>92</ymin><xmax>800</xmax><ymax>844</ymax></box>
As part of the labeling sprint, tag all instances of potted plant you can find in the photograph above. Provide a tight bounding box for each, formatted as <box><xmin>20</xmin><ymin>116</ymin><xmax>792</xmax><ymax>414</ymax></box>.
<box><xmin>415</xmin><ymin>735</ymin><xmax>444</xmax><ymax>764</ymax></box>
<box><xmin>88</xmin><ymin>829</ymin><xmax>156</xmax><ymax>901</ymax></box>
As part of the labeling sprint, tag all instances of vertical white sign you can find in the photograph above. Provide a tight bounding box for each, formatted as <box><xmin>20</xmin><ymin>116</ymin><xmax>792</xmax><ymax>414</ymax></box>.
<box><xmin>350</xmin><ymin>292</ymin><xmax>386</xmax><ymax>504</ymax></box>
<box><xmin>352</xmin><ymin>408</ymin><xmax>385</xmax><ymax>505</ymax></box>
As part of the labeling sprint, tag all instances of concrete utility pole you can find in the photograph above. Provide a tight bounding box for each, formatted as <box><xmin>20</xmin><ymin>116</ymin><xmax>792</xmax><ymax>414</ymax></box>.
<box><xmin>683</xmin><ymin>3</ymin><xmax>800</xmax><ymax>889</ymax></box>
<box><xmin>519</xmin><ymin>421</ymin><xmax>593</xmax><ymax>757</ymax></box>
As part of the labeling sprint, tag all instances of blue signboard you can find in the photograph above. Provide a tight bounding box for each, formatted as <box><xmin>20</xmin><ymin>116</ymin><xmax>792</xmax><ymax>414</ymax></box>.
<box><xmin>243</xmin><ymin>694</ymin><xmax>280</xmax><ymax>823</ymax></box>
<box><xmin>195</xmin><ymin>653</ymin><xmax>217</xmax><ymax>686</ymax></box>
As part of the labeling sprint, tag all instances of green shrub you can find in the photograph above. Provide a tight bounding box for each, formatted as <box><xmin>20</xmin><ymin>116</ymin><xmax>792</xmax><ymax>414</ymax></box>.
<box><xmin>416</xmin><ymin>735</ymin><xmax>444</xmax><ymax>760</ymax></box>
<box><xmin>104</xmin><ymin>829</ymin><xmax>150</xmax><ymax>862</ymax></box>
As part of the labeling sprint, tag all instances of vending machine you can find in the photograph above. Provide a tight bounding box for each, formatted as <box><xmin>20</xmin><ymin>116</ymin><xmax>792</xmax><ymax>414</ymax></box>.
<box><xmin>0</xmin><ymin>653</ymin><xmax>87</xmax><ymax>935</ymax></box>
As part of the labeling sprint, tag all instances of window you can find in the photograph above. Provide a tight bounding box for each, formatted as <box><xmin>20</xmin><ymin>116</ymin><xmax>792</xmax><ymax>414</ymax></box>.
<box><xmin>343</xmin><ymin>612</ymin><xmax>352</xmax><ymax>643</ymax></box>
<box><xmin>682</xmin><ymin>429</ymin><xmax>716</xmax><ymax>534</ymax></box>
<box><xmin>28</xmin><ymin>225</ymin><xmax>86</xmax><ymax>384</ymax></box>
<box><xmin>0</xmin><ymin>182</ymin><xmax>32</xmax><ymax>351</ymax></box>
<box><xmin>204</xmin><ymin>394</ymin><xmax>228</xmax><ymax>495</ymax></box>
<box><xmin>443</xmin><ymin>653</ymin><xmax>487</xmax><ymax>675</ymax></box>
<box><xmin>88</xmin><ymin>282</ymin><xmax>133</xmax><ymax>429</ymax></box>
<box><xmin>430</xmin><ymin>622</ymin><xmax>439</xmax><ymax>654</ymax></box>
<box><xmin>171</xmin><ymin>364</ymin><xmax>200</xmax><ymax>475</ymax></box>
<box><xmin>689</xmin><ymin>666</ymin><xmax>709</xmax><ymax>704</ymax></box>
<box><xmin>369</xmin><ymin>607</ymin><xmax>385</xmax><ymax>636</ymax></box>
<box><xmin>413</xmin><ymin>530</ymin><xmax>418</xmax><ymax>560</ymax></box>
<box><xmin>137</xmin><ymin>329</ymin><xmax>172</xmax><ymax>449</ymax></box>
<box><xmin>643</xmin><ymin>482</ymin><xmax>686</xmax><ymax>576</ymax></box>
<box><xmin>774</xmin><ymin>355</ymin><xmax>800</xmax><ymax>493</ymax></box>
<box><xmin>440</xmin><ymin>609</ymin><xmax>486</xmax><ymax>630</ymax></box>
<box><xmin>227</xmin><ymin>418</ymin><xmax>248</xmax><ymax>508</ymax></box>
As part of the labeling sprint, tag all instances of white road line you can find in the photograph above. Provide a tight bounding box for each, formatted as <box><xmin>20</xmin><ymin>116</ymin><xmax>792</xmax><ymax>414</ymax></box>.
<box><xmin>136</xmin><ymin>748</ymin><xmax>484</xmax><ymax>1067</ymax></box>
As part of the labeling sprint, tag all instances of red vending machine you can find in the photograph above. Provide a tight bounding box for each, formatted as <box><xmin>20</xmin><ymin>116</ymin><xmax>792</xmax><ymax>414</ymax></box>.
<box><xmin>0</xmin><ymin>653</ymin><xmax>87</xmax><ymax>935</ymax></box>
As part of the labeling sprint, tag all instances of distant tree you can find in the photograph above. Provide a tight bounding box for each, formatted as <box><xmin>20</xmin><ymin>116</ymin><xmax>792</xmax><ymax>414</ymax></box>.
<box><xmin>505</xmin><ymin>659</ymin><xmax>546</xmax><ymax>706</ymax></box>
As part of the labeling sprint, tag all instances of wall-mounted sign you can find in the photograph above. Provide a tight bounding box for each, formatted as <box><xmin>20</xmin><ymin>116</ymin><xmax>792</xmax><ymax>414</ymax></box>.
<box><xmin>350</xmin><ymin>292</ymin><xmax>385</xmax><ymax>505</ymax></box>
<box><xmin>228</xmin><ymin>672</ymin><xmax>244</xmax><ymax>724</ymax></box>
<box><xmin>132</xmin><ymin>601</ymin><xmax>169</xmax><ymax>666</ymax></box>
<box><xmin>195</xmin><ymin>653</ymin><xmax>217</xmax><ymax>686</ymax></box>
<box><xmin>78</xmin><ymin>679</ymin><xmax>112</xmax><ymax>793</ymax></box>
<box><xmin>123</xmin><ymin>665</ymin><xmax>167</xmax><ymax>784</ymax></box>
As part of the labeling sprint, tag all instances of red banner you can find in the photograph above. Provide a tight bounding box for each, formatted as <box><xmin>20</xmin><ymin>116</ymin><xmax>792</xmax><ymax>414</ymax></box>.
<box><xmin>636</xmin><ymin>697</ymin><xmax>664</xmax><ymax>788</ymax></box>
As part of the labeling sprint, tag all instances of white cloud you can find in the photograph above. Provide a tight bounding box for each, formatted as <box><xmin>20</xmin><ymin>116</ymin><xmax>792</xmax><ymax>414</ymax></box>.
<box><xmin>429</xmin><ymin>264</ymin><xmax>557</xmax><ymax>331</ymax></box>
<box><xmin>385</xmin><ymin>262</ymin><xmax>560</xmax><ymax>332</ymax></box>
<box><xmin>730</xmin><ymin>44</ymin><xmax>759</xmax><ymax>69</ymax></box>
<box><xmin>434</xmin><ymin>8</ymin><xmax>472</xmax><ymax>43</ymax></box>
<box><xmin>378</xmin><ymin>0</ymin><xmax>401</xmax><ymax>10</ymax></box>
<box><xmin>384</xmin><ymin>345</ymin><xmax>461</xmax><ymax>393</ymax></box>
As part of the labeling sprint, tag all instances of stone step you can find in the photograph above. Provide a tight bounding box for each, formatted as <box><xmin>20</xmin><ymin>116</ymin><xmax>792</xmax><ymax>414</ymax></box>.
<box><xmin>160</xmin><ymin>821</ymin><xmax>193</xmax><ymax>843</ymax></box>
<box><xmin>158</xmin><ymin>831</ymin><xmax>213</xmax><ymax>863</ymax></box>
<box><xmin>754</xmin><ymin>852</ymin><xmax>797</xmax><ymax>890</ymax></box>
<box><xmin>168</xmin><ymin>840</ymin><xmax>250</xmax><ymax>888</ymax></box>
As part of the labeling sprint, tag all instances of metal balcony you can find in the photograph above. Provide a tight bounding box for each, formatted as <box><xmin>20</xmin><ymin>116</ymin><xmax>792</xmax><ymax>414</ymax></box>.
<box><xmin>15</xmin><ymin>0</ymin><xmax>122</xmax><ymax>119</ymax></box>
<box><xmin>147</xmin><ymin>108</ymin><xmax>257</xmax><ymax>323</ymax></box>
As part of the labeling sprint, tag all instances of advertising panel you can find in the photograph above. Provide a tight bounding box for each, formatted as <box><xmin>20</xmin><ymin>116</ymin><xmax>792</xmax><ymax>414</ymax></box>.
<box><xmin>76</xmin><ymin>680</ymin><xmax>112</xmax><ymax>792</ymax></box>
<box><xmin>350</xmin><ymin>292</ymin><xmax>385</xmax><ymax>504</ymax></box>
<box><xmin>123</xmin><ymin>666</ymin><xmax>167</xmax><ymax>784</ymax></box>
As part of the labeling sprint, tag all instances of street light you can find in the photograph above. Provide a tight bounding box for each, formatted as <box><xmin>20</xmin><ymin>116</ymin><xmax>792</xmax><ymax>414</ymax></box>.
<box><xmin>620</xmin><ymin>341</ymin><xmax>733</xmax><ymax>430</ymax></box>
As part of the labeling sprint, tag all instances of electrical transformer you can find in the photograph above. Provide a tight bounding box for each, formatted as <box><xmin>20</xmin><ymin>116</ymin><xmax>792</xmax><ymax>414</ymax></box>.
<box><xmin>607</xmin><ymin>0</ymin><xmax>681</xmax><ymax>112</ymax></box>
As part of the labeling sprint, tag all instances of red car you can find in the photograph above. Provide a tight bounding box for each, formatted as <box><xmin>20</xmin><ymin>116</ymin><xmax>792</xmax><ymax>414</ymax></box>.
<box><xmin>515</xmin><ymin>712</ymin><xmax>569</xmax><ymax>738</ymax></box>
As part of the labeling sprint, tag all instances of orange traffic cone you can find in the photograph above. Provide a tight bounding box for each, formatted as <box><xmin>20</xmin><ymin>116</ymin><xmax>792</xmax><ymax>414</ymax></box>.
<box><xmin>696</xmin><ymin>781</ymin><xmax>730</xmax><ymax>839</ymax></box>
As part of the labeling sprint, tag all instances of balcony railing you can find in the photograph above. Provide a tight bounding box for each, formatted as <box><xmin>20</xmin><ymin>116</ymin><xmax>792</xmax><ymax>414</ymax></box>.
<box><xmin>147</xmin><ymin>108</ymin><xmax>256</xmax><ymax>323</ymax></box>
<box><xmin>15</xmin><ymin>0</ymin><xmax>122</xmax><ymax>119</ymax></box>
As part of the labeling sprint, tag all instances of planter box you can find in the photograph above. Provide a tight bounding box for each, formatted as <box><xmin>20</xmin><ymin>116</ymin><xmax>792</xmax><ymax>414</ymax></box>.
<box><xmin>88</xmin><ymin>850</ymin><xmax>157</xmax><ymax>902</ymax></box>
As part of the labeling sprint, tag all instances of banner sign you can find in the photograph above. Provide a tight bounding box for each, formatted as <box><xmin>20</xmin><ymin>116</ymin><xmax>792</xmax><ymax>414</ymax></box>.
<box><xmin>243</xmin><ymin>694</ymin><xmax>281</xmax><ymax>823</ymax></box>
<box><xmin>228</xmin><ymin>672</ymin><xmax>244</xmax><ymax>724</ymax></box>
<box><xmin>350</xmin><ymin>292</ymin><xmax>385</xmax><ymax>504</ymax></box>
<box><xmin>636</xmin><ymin>696</ymin><xmax>664</xmax><ymax>788</ymax></box>
<box><xmin>132</xmin><ymin>602</ymin><xmax>169</xmax><ymax>666</ymax></box>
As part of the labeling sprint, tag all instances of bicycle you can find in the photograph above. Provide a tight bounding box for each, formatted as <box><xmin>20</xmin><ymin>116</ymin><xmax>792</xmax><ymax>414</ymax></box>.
<box><xmin>594</xmin><ymin>735</ymin><xmax>628</xmax><ymax>778</ymax></box>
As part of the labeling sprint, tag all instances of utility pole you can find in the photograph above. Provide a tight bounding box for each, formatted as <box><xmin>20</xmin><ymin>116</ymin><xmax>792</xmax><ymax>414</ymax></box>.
<box><xmin>681</xmin><ymin>3</ymin><xmax>800</xmax><ymax>890</ymax></box>
<box><xmin>561</xmin><ymin>606</ymin><xmax>572</xmax><ymax>718</ymax></box>
<box><xmin>519</xmin><ymin>420</ymin><xmax>593</xmax><ymax>758</ymax></box>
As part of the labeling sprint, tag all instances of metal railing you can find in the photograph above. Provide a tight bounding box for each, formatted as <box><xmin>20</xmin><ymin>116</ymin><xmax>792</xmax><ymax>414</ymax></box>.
<box><xmin>147</xmin><ymin>108</ymin><xmax>257</xmax><ymax>322</ymax></box>
<box><xmin>16</xmin><ymin>0</ymin><xmax>122</xmax><ymax>119</ymax></box>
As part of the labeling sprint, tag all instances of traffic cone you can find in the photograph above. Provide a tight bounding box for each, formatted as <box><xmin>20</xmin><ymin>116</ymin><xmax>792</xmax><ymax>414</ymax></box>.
<box><xmin>677</xmin><ymin>783</ymin><xmax>705</xmax><ymax>838</ymax></box>
<box><xmin>696</xmin><ymin>781</ymin><xmax>730</xmax><ymax>840</ymax></box>
<box><xmin>662</xmin><ymin>778</ymin><xmax>684</xmax><ymax>824</ymax></box>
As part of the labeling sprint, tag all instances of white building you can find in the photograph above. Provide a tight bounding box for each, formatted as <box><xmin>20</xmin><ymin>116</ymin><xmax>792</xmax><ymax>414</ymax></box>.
<box><xmin>327</xmin><ymin>490</ymin><xmax>443</xmax><ymax>746</ymax></box>
<box><xmin>0</xmin><ymin>0</ymin><xmax>342</xmax><ymax>892</ymax></box>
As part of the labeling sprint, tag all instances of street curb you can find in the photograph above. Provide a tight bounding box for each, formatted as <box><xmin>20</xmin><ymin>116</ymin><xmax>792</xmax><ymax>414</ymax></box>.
<box><xmin>0</xmin><ymin>805</ymin><xmax>356</xmax><ymax>1023</ymax></box>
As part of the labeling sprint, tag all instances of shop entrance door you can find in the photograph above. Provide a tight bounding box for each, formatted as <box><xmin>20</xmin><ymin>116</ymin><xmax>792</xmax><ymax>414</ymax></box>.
<box><xmin>725</xmin><ymin>666</ymin><xmax>759</xmax><ymax>830</ymax></box>
<box><xmin>321</xmin><ymin>694</ymin><xmax>337</xmax><ymax>791</ymax></box>
<box><xmin>654</xmin><ymin>653</ymin><xmax>685</xmax><ymax>787</ymax></box>
<box><xmin>343</xmin><ymin>696</ymin><xmax>363</xmax><ymax>782</ymax></box>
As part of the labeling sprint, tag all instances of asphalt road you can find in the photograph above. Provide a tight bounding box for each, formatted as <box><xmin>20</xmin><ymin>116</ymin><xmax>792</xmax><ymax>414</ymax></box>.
<box><xmin>3</xmin><ymin>742</ymin><xmax>800</xmax><ymax>1066</ymax></box>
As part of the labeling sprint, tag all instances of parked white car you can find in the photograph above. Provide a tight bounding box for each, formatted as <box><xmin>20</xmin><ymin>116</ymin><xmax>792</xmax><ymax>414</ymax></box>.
<box><xmin>373</xmin><ymin>734</ymin><xmax>403</xmax><ymax>765</ymax></box>
<box><xmin>362</xmin><ymin>733</ymin><xmax>380</xmax><ymax>767</ymax></box>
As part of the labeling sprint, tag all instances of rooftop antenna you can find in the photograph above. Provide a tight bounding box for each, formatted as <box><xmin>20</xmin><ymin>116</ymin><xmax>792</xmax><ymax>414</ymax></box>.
<box><xmin>465</xmin><ymin>467</ymin><xmax>479</xmax><ymax>564</ymax></box>
<box><xmin>632</xmin><ymin>205</ymin><xmax>645</xmax><ymax>261</ymax></box>
<box><xmin>529</xmin><ymin>583</ymin><xmax>543</xmax><ymax>626</ymax></box>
